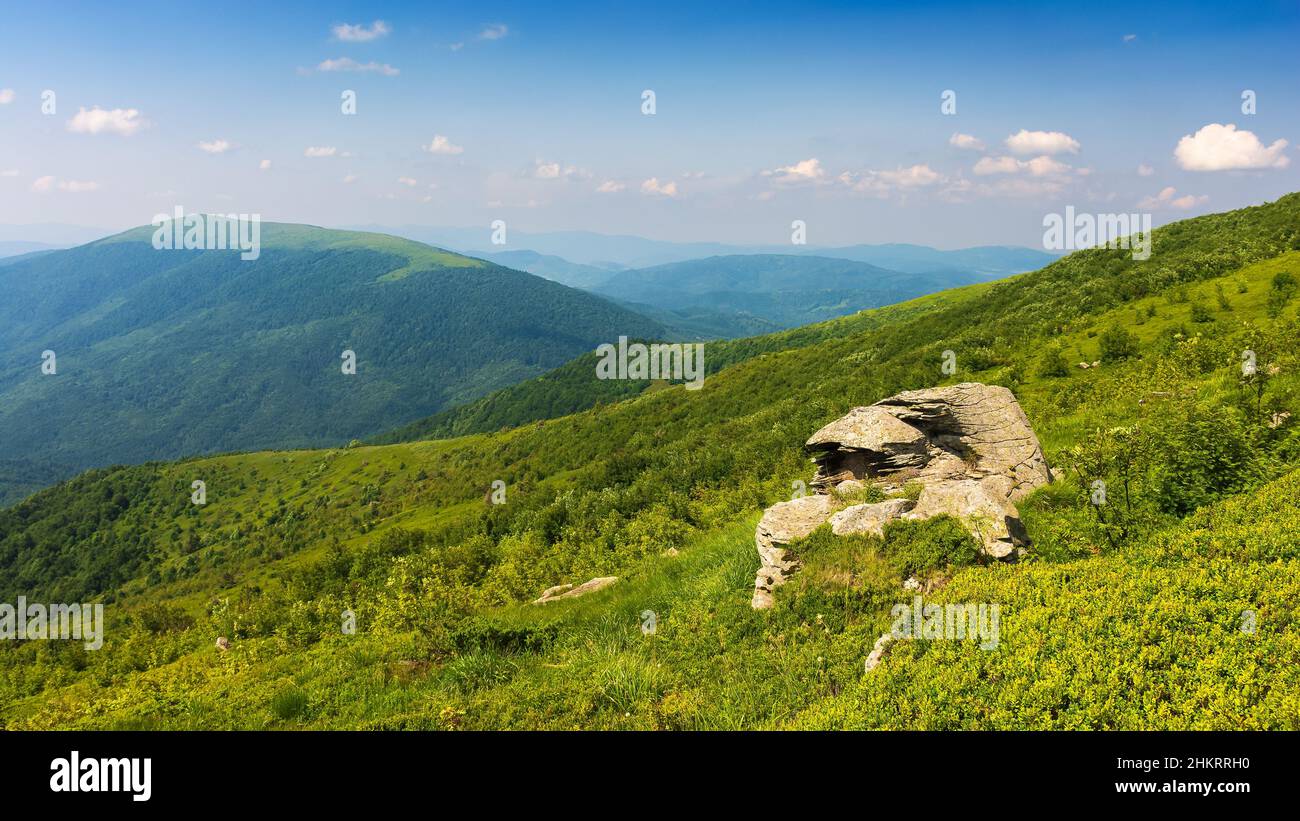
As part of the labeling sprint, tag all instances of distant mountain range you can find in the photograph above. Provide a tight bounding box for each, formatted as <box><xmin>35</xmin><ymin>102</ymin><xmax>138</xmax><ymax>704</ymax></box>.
<box><xmin>0</xmin><ymin>240</ymin><xmax>66</xmax><ymax>259</ymax></box>
<box><xmin>351</xmin><ymin>224</ymin><xmax>1059</xmax><ymax>274</ymax></box>
<box><xmin>591</xmin><ymin>254</ymin><xmax>988</xmax><ymax>335</ymax></box>
<box><xmin>0</xmin><ymin>223</ymin><xmax>661</xmax><ymax>505</ymax></box>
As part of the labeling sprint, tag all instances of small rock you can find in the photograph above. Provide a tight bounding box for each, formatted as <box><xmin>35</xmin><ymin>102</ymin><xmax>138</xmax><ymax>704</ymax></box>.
<box><xmin>662</xmin><ymin>547</ymin><xmax>680</xmax><ymax>557</ymax></box>
<box><xmin>533</xmin><ymin>576</ymin><xmax>618</xmax><ymax>604</ymax></box>
<box><xmin>902</xmin><ymin>576</ymin><xmax>921</xmax><ymax>591</ymax></box>
<box><xmin>834</xmin><ymin>479</ymin><xmax>866</xmax><ymax>495</ymax></box>
<box><xmin>215</xmin><ymin>637</ymin><xmax>230</xmax><ymax>652</ymax></box>
<box><xmin>865</xmin><ymin>633</ymin><xmax>894</xmax><ymax>672</ymax></box>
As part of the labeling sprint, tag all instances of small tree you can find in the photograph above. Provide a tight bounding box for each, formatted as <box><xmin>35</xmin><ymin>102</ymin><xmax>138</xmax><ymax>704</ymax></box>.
<box><xmin>1065</xmin><ymin>425</ymin><xmax>1154</xmax><ymax>551</ymax></box>
<box><xmin>1098</xmin><ymin>325</ymin><xmax>1138</xmax><ymax>362</ymax></box>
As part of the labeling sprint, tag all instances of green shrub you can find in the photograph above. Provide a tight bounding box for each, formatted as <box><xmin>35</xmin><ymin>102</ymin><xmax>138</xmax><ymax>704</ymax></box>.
<box><xmin>1151</xmin><ymin>402</ymin><xmax>1260</xmax><ymax>515</ymax></box>
<box><xmin>271</xmin><ymin>688</ymin><xmax>309</xmax><ymax>722</ymax></box>
<box><xmin>881</xmin><ymin>516</ymin><xmax>980</xmax><ymax>577</ymax></box>
<box><xmin>1098</xmin><ymin>325</ymin><xmax>1138</xmax><ymax>362</ymax></box>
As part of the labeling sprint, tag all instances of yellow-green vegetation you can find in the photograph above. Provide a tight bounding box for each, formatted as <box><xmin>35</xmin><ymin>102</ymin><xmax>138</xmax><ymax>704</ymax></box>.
<box><xmin>2</xmin><ymin>195</ymin><xmax>1300</xmax><ymax>729</ymax></box>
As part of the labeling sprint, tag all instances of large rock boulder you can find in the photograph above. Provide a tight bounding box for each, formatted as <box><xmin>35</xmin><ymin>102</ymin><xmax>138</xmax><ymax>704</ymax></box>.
<box><xmin>751</xmin><ymin>494</ymin><xmax>839</xmax><ymax>609</ymax></box>
<box><xmin>751</xmin><ymin>382</ymin><xmax>1050</xmax><ymax>609</ymax></box>
<box><xmin>829</xmin><ymin>498</ymin><xmax>915</xmax><ymax>537</ymax></box>
<box><xmin>904</xmin><ymin>477</ymin><xmax>1027</xmax><ymax>558</ymax></box>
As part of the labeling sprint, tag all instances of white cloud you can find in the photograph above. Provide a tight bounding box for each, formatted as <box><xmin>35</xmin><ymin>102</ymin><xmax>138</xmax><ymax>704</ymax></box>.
<box><xmin>423</xmin><ymin>135</ymin><xmax>464</xmax><ymax>155</ymax></box>
<box><xmin>1123</xmin><ymin>34</ymin><xmax>1138</xmax><ymax>43</ymax></box>
<box><xmin>397</xmin><ymin>176</ymin><xmax>418</xmax><ymax>187</ymax></box>
<box><xmin>974</xmin><ymin>155</ymin><xmax>1072</xmax><ymax>177</ymax></box>
<box><xmin>480</xmin><ymin>23</ymin><xmax>509</xmax><ymax>40</ymax></box>
<box><xmin>449</xmin><ymin>42</ymin><xmax>464</xmax><ymax>51</ymax></box>
<box><xmin>1174</xmin><ymin>123</ymin><xmax>1290</xmax><ymax>171</ymax></box>
<box><xmin>259</xmin><ymin>159</ymin><xmax>272</xmax><ymax>171</ymax></box>
<box><xmin>66</xmin><ymin>106</ymin><xmax>145</xmax><ymax>136</ymax></box>
<box><xmin>838</xmin><ymin>164</ymin><xmax>943</xmax><ymax>196</ymax></box>
<box><xmin>876</xmin><ymin>164</ymin><xmax>942</xmax><ymax>187</ymax></box>
<box><xmin>641</xmin><ymin>177</ymin><xmax>679</xmax><ymax>197</ymax></box>
<box><xmin>342</xmin><ymin>174</ymin><xmax>358</xmax><ymax>183</ymax></box>
<box><xmin>0</xmin><ymin>89</ymin><xmax>14</xmax><ymax>105</ymax></box>
<box><xmin>31</xmin><ymin>175</ymin><xmax>99</xmax><ymax>193</ymax></box>
<box><xmin>316</xmin><ymin>58</ymin><xmax>399</xmax><ymax>76</ymax></box>
<box><xmin>332</xmin><ymin>20</ymin><xmax>390</xmax><ymax>42</ymax></box>
<box><xmin>1138</xmin><ymin>186</ymin><xmax>1208</xmax><ymax>210</ymax></box>
<box><xmin>596</xmin><ymin>180</ymin><xmax>626</xmax><ymax>193</ymax></box>
<box><xmin>1004</xmin><ymin>129</ymin><xmax>1080</xmax><ymax>155</ymax></box>
<box><xmin>531</xmin><ymin>160</ymin><xmax>588</xmax><ymax>180</ymax></box>
<box><xmin>305</xmin><ymin>146</ymin><xmax>338</xmax><ymax>157</ymax></box>
<box><xmin>1137</xmin><ymin>163</ymin><xmax>1154</xmax><ymax>176</ymax></box>
<box><xmin>0</xmin><ymin>169</ymin><xmax>18</xmax><ymax>177</ymax></box>
<box><xmin>763</xmin><ymin>158</ymin><xmax>825</xmax><ymax>185</ymax></box>
<box><xmin>973</xmin><ymin>156</ymin><xmax>1021</xmax><ymax>175</ymax></box>
<box><xmin>197</xmin><ymin>139</ymin><xmax>234</xmax><ymax>154</ymax></box>
<box><xmin>949</xmin><ymin>132</ymin><xmax>985</xmax><ymax>151</ymax></box>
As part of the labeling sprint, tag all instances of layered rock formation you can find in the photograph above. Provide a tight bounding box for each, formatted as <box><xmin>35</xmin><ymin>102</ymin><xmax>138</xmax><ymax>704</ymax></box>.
<box><xmin>751</xmin><ymin>382</ymin><xmax>1050</xmax><ymax>609</ymax></box>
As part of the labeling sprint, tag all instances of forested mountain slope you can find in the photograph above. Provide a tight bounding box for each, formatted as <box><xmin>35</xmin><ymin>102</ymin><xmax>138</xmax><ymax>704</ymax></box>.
<box><xmin>0</xmin><ymin>223</ymin><xmax>662</xmax><ymax>505</ymax></box>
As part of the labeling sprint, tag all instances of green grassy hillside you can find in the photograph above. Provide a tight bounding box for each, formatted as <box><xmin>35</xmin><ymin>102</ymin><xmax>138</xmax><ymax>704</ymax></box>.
<box><xmin>0</xmin><ymin>223</ymin><xmax>663</xmax><ymax>505</ymax></box>
<box><xmin>2</xmin><ymin>195</ymin><xmax>1299</xmax><ymax>729</ymax></box>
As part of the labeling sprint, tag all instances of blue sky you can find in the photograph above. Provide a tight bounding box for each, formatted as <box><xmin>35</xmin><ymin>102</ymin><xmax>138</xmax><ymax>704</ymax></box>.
<box><xmin>1</xmin><ymin>0</ymin><xmax>1297</xmax><ymax>248</ymax></box>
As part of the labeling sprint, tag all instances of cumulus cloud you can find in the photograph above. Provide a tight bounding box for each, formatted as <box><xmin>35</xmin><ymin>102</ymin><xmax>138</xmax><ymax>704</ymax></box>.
<box><xmin>974</xmin><ymin>155</ymin><xmax>1072</xmax><ymax>177</ymax></box>
<box><xmin>1004</xmin><ymin>129</ymin><xmax>1080</xmax><ymax>155</ymax></box>
<box><xmin>31</xmin><ymin>175</ymin><xmax>99</xmax><ymax>193</ymax></box>
<box><xmin>763</xmin><ymin>158</ymin><xmax>825</xmax><ymax>185</ymax></box>
<box><xmin>480</xmin><ymin>23</ymin><xmax>509</xmax><ymax>40</ymax></box>
<box><xmin>1123</xmin><ymin>34</ymin><xmax>1138</xmax><ymax>43</ymax></box>
<box><xmin>0</xmin><ymin>89</ymin><xmax>14</xmax><ymax>104</ymax></box>
<box><xmin>1137</xmin><ymin>163</ymin><xmax>1154</xmax><ymax>176</ymax></box>
<box><xmin>838</xmin><ymin>164</ymin><xmax>943</xmax><ymax>197</ymax></box>
<box><xmin>197</xmin><ymin>139</ymin><xmax>234</xmax><ymax>154</ymax></box>
<box><xmin>259</xmin><ymin>159</ymin><xmax>272</xmax><ymax>170</ymax></box>
<box><xmin>641</xmin><ymin>177</ymin><xmax>679</xmax><ymax>197</ymax></box>
<box><xmin>596</xmin><ymin>180</ymin><xmax>626</xmax><ymax>193</ymax></box>
<box><xmin>304</xmin><ymin>146</ymin><xmax>338</xmax><ymax>157</ymax></box>
<box><xmin>342</xmin><ymin>174</ymin><xmax>358</xmax><ymax>183</ymax></box>
<box><xmin>1138</xmin><ymin>186</ymin><xmax>1208</xmax><ymax>210</ymax></box>
<box><xmin>423</xmin><ymin>135</ymin><xmax>464</xmax><ymax>155</ymax></box>
<box><xmin>949</xmin><ymin>132</ymin><xmax>985</xmax><ymax>151</ymax></box>
<box><xmin>1174</xmin><ymin>123</ymin><xmax>1290</xmax><ymax>171</ymax></box>
<box><xmin>67</xmin><ymin>106</ymin><xmax>145</xmax><ymax>136</ymax></box>
<box><xmin>531</xmin><ymin>161</ymin><xmax>588</xmax><ymax>180</ymax></box>
<box><xmin>397</xmin><ymin>176</ymin><xmax>418</xmax><ymax>187</ymax></box>
<box><xmin>332</xmin><ymin>20</ymin><xmax>390</xmax><ymax>42</ymax></box>
<box><xmin>316</xmin><ymin>57</ymin><xmax>399</xmax><ymax>76</ymax></box>
<box><xmin>1</xmin><ymin>168</ymin><xmax>19</xmax><ymax>177</ymax></box>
